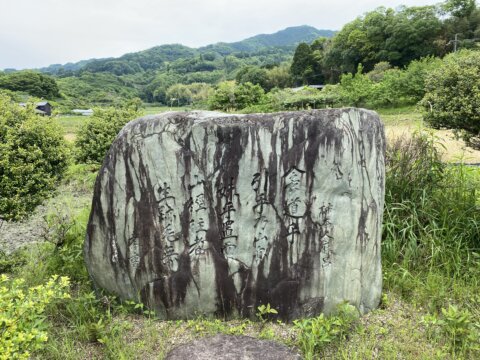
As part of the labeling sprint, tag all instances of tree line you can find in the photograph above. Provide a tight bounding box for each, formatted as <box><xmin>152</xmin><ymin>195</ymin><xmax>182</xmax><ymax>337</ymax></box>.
<box><xmin>290</xmin><ymin>0</ymin><xmax>480</xmax><ymax>85</ymax></box>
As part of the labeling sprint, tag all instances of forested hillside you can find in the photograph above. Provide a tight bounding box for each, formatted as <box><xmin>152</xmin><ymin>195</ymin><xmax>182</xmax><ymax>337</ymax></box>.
<box><xmin>12</xmin><ymin>25</ymin><xmax>330</xmax><ymax>107</ymax></box>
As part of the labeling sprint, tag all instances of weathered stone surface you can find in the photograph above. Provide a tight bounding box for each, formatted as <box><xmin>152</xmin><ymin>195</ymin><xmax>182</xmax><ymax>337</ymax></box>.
<box><xmin>165</xmin><ymin>335</ymin><xmax>301</xmax><ymax>360</ymax></box>
<box><xmin>84</xmin><ymin>109</ymin><xmax>385</xmax><ymax>320</ymax></box>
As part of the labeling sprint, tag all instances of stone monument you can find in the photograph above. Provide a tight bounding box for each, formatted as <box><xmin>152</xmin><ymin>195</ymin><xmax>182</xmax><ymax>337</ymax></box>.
<box><xmin>84</xmin><ymin>109</ymin><xmax>385</xmax><ymax>320</ymax></box>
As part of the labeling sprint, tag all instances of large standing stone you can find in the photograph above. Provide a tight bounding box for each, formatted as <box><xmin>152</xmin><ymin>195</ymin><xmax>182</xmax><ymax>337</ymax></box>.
<box><xmin>84</xmin><ymin>109</ymin><xmax>385</xmax><ymax>320</ymax></box>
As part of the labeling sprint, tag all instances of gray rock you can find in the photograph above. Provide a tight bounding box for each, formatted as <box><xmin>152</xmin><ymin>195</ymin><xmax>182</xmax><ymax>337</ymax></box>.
<box><xmin>84</xmin><ymin>109</ymin><xmax>385</xmax><ymax>320</ymax></box>
<box><xmin>165</xmin><ymin>335</ymin><xmax>301</xmax><ymax>360</ymax></box>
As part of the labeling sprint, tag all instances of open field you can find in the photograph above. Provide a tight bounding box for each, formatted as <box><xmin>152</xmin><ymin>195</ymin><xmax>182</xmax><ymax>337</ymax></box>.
<box><xmin>54</xmin><ymin>115</ymin><xmax>87</xmax><ymax>142</ymax></box>
<box><xmin>378</xmin><ymin>107</ymin><xmax>480</xmax><ymax>163</ymax></box>
<box><xmin>56</xmin><ymin>107</ymin><xmax>186</xmax><ymax>142</ymax></box>
<box><xmin>56</xmin><ymin>107</ymin><xmax>480</xmax><ymax>163</ymax></box>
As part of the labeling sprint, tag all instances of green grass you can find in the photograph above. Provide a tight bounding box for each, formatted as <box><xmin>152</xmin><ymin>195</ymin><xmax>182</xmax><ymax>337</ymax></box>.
<box><xmin>375</xmin><ymin>106</ymin><xmax>423</xmax><ymax>127</ymax></box>
<box><xmin>55</xmin><ymin>107</ymin><xmax>189</xmax><ymax>137</ymax></box>
<box><xmin>54</xmin><ymin>115</ymin><xmax>87</xmax><ymax>135</ymax></box>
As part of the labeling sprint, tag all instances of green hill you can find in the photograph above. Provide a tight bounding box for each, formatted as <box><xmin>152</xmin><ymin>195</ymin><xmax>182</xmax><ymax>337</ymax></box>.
<box><xmin>41</xmin><ymin>26</ymin><xmax>333</xmax><ymax>76</ymax></box>
<box><xmin>202</xmin><ymin>25</ymin><xmax>334</xmax><ymax>54</ymax></box>
<box><xmin>29</xmin><ymin>25</ymin><xmax>334</xmax><ymax>107</ymax></box>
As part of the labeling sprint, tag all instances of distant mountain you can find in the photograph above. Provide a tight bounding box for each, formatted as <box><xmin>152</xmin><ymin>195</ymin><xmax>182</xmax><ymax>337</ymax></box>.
<box><xmin>39</xmin><ymin>59</ymin><xmax>104</xmax><ymax>75</ymax></box>
<box><xmin>202</xmin><ymin>25</ymin><xmax>335</xmax><ymax>53</ymax></box>
<box><xmin>39</xmin><ymin>25</ymin><xmax>334</xmax><ymax>75</ymax></box>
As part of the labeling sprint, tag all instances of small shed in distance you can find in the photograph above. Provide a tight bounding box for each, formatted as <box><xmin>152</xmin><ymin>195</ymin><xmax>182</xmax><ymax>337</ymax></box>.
<box><xmin>19</xmin><ymin>101</ymin><xmax>52</xmax><ymax>116</ymax></box>
<box><xmin>36</xmin><ymin>101</ymin><xmax>52</xmax><ymax>116</ymax></box>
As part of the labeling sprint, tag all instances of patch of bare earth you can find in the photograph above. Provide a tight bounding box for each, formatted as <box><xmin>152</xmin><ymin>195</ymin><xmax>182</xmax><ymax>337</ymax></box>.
<box><xmin>386</xmin><ymin>125</ymin><xmax>480</xmax><ymax>163</ymax></box>
<box><xmin>64</xmin><ymin>133</ymin><xmax>77</xmax><ymax>142</ymax></box>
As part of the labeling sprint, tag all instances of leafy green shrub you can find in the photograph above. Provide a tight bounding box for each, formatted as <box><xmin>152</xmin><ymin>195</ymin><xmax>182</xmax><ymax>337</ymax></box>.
<box><xmin>0</xmin><ymin>94</ymin><xmax>70</xmax><ymax>220</ymax></box>
<box><xmin>208</xmin><ymin>81</ymin><xmax>265</xmax><ymax>111</ymax></box>
<box><xmin>0</xmin><ymin>274</ymin><xmax>70</xmax><ymax>359</ymax></box>
<box><xmin>421</xmin><ymin>50</ymin><xmax>480</xmax><ymax>148</ymax></box>
<box><xmin>294</xmin><ymin>303</ymin><xmax>359</xmax><ymax>359</ymax></box>
<box><xmin>338</xmin><ymin>64</ymin><xmax>375</xmax><ymax>107</ymax></box>
<box><xmin>75</xmin><ymin>99</ymin><xmax>143</xmax><ymax>163</ymax></box>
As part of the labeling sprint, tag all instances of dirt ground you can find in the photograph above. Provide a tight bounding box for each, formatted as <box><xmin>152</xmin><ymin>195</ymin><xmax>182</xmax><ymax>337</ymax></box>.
<box><xmin>385</xmin><ymin>125</ymin><xmax>480</xmax><ymax>163</ymax></box>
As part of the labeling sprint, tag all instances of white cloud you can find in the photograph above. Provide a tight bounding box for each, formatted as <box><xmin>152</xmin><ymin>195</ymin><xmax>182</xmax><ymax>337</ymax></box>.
<box><xmin>0</xmin><ymin>0</ymin><xmax>440</xmax><ymax>69</ymax></box>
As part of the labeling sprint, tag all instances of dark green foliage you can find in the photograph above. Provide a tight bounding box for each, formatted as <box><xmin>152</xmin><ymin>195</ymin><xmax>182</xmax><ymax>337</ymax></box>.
<box><xmin>142</xmin><ymin>72</ymin><xmax>181</xmax><ymax>104</ymax></box>
<box><xmin>442</xmin><ymin>0</ymin><xmax>477</xmax><ymax>18</ymax></box>
<box><xmin>165</xmin><ymin>83</ymin><xmax>213</xmax><ymax>107</ymax></box>
<box><xmin>0</xmin><ymin>94</ymin><xmax>70</xmax><ymax>220</ymax></box>
<box><xmin>0</xmin><ymin>70</ymin><xmax>60</xmax><ymax>98</ymax></box>
<box><xmin>40</xmin><ymin>26</ymin><xmax>331</xmax><ymax>107</ymax></box>
<box><xmin>57</xmin><ymin>72</ymin><xmax>140</xmax><ymax>108</ymax></box>
<box><xmin>290</xmin><ymin>38</ymin><xmax>328</xmax><ymax>86</ymax></box>
<box><xmin>265</xmin><ymin>63</ymin><xmax>293</xmax><ymax>89</ymax></box>
<box><xmin>39</xmin><ymin>59</ymin><xmax>96</xmax><ymax>76</ymax></box>
<box><xmin>421</xmin><ymin>50</ymin><xmax>480</xmax><ymax>147</ymax></box>
<box><xmin>288</xmin><ymin>2</ymin><xmax>480</xmax><ymax>84</ymax></box>
<box><xmin>83</xmin><ymin>44</ymin><xmax>197</xmax><ymax>74</ymax></box>
<box><xmin>76</xmin><ymin>26</ymin><xmax>332</xmax><ymax>77</ymax></box>
<box><xmin>324</xmin><ymin>6</ymin><xmax>443</xmax><ymax>76</ymax></box>
<box><xmin>294</xmin><ymin>56</ymin><xmax>442</xmax><ymax>109</ymax></box>
<box><xmin>290</xmin><ymin>43</ymin><xmax>314</xmax><ymax>85</ymax></box>
<box><xmin>235</xmin><ymin>66</ymin><xmax>270</xmax><ymax>90</ymax></box>
<box><xmin>75</xmin><ymin>99</ymin><xmax>143</xmax><ymax>163</ymax></box>
<box><xmin>208</xmin><ymin>81</ymin><xmax>265</xmax><ymax>111</ymax></box>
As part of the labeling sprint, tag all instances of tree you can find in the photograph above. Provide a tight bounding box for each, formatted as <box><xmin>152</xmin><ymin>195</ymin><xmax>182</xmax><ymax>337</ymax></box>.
<box><xmin>337</xmin><ymin>64</ymin><xmax>376</xmax><ymax>107</ymax></box>
<box><xmin>323</xmin><ymin>6</ymin><xmax>443</xmax><ymax>78</ymax></box>
<box><xmin>290</xmin><ymin>43</ymin><xmax>314</xmax><ymax>85</ymax></box>
<box><xmin>441</xmin><ymin>0</ymin><xmax>480</xmax><ymax>52</ymax></box>
<box><xmin>235</xmin><ymin>66</ymin><xmax>270</xmax><ymax>91</ymax></box>
<box><xmin>234</xmin><ymin>82</ymin><xmax>265</xmax><ymax>109</ymax></box>
<box><xmin>166</xmin><ymin>84</ymin><xmax>193</xmax><ymax>106</ymax></box>
<box><xmin>186</xmin><ymin>83</ymin><xmax>213</xmax><ymax>106</ymax></box>
<box><xmin>208</xmin><ymin>81</ymin><xmax>264</xmax><ymax>111</ymax></box>
<box><xmin>0</xmin><ymin>94</ymin><xmax>69</xmax><ymax>220</ymax></box>
<box><xmin>208</xmin><ymin>81</ymin><xmax>236</xmax><ymax>111</ymax></box>
<box><xmin>421</xmin><ymin>50</ymin><xmax>480</xmax><ymax>147</ymax></box>
<box><xmin>75</xmin><ymin>99</ymin><xmax>143</xmax><ymax>163</ymax></box>
<box><xmin>442</xmin><ymin>0</ymin><xmax>476</xmax><ymax>18</ymax></box>
<box><xmin>265</xmin><ymin>63</ymin><xmax>293</xmax><ymax>89</ymax></box>
<box><xmin>0</xmin><ymin>71</ymin><xmax>60</xmax><ymax>99</ymax></box>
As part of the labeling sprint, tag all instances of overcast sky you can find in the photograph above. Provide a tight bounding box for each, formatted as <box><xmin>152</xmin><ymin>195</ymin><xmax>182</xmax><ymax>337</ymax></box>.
<box><xmin>0</xmin><ymin>0</ymin><xmax>440</xmax><ymax>70</ymax></box>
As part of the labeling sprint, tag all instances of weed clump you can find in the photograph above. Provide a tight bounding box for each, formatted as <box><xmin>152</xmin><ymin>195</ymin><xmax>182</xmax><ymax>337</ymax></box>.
<box><xmin>383</xmin><ymin>131</ymin><xmax>480</xmax><ymax>358</ymax></box>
